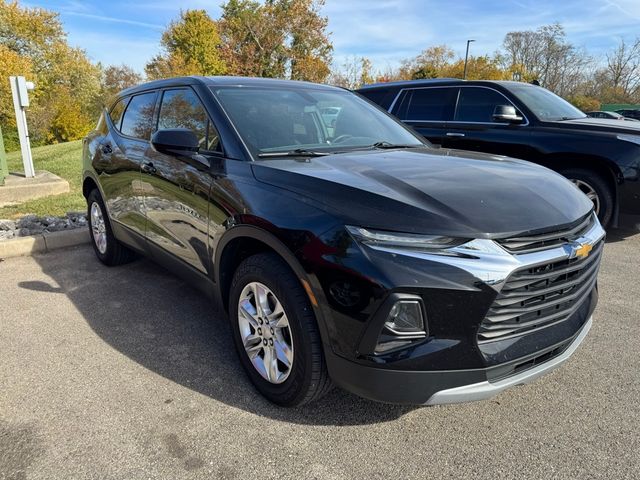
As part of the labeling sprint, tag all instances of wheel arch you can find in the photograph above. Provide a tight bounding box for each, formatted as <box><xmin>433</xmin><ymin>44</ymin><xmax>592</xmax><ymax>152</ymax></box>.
<box><xmin>82</xmin><ymin>175</ymin><xmax>99</xmax><ymax>199</ymax></box>
<box><xmin>214</xmin><ymin>225</ymin><xmax>331</xmax><ymax>345</ymax></box>
<box><xmin>538</xmin><ymin>153</ymin><xmax>622</xmax><ymax>225</ymax></box>
<box><xmin>539</xmin><ymin>153</ymin><xmax>621</xmax><ymax>184</ymax></box>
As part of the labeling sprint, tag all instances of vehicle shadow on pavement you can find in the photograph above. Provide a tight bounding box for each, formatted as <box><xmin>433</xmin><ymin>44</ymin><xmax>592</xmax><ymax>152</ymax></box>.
<box><xmin>605</xmin><ymin>226</ymin><xmax>639</xmax><ymax>243</ymax></box>
<box><xmin>27</xmin><ymin>247</ymin><xmax>417</xmax><ymax>426</ymax></box>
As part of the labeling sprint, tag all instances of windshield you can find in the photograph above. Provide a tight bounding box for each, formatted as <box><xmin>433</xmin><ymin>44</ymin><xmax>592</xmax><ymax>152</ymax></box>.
<box><xmin>211</xmin><ymin>86</ymin><xmax>425</xmax><ymax>158</ymax></box>
<box><xmin>509</xmin><ymin>85</ymin><xmax>586</xmax><ymax>121</ymax></box>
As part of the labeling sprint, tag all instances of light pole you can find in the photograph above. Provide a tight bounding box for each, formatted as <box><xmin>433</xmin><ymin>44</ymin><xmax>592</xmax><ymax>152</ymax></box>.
<box><xmin>463</xmin><ymin>39</ymin><xmax>475</xmax><ymax>80</ymax></box>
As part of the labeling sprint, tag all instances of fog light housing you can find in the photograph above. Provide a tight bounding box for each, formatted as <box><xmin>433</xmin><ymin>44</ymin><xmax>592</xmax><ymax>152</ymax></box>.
<box><xmin>385</xmin><ymin>300</ymin><xmax>425</xmax><ymax>334</ymax></box>
<box><xmin>374</xmin><ymin>299</ymin><xmax>427</xmax><ymax>353</ymax></box>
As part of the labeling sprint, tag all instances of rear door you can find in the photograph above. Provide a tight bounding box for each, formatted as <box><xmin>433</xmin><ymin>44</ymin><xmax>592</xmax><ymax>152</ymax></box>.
<box><xmin>98</xmin><ymin>91</ymin><xmax>157</xmax><ymax>244</ymax></box>
<box><xmin>440</xmin><ymin>86</ymin><xmax>534</xmax><ymax>159</ymax></box>
<box><xmin>392</xmin><ymin>87</ymin><xmax>457</xmax><ymax>146</ymax></box>
<box><xmin>141</xmin><ymin>87</ymin><xmax>218</xmax><ymax>275</ymax></box>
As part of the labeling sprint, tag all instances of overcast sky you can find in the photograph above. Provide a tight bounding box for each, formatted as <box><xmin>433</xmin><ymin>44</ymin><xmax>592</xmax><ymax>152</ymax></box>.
<box><xmin>21</xmin><ymin>0</ymin><xmax>640</xmax><ymax>73</ymax></box>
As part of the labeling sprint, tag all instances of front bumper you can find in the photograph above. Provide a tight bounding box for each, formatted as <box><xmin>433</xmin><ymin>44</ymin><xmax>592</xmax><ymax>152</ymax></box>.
<box><xmin>326</xmin><ymin>316</ymin><xmax>592</xmax><ymax>405</ymax></box>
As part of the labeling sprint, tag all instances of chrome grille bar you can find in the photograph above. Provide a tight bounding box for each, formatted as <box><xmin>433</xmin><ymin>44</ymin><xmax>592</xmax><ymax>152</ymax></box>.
<box><xmin>478</xmin><ymin>236</ymin><xmax>604</xmax><ymax>342</ymax></box>
<box><xmin>497</xmin><ymin>213</ymin><xmax>594</xmax><ymax>254</ymax></box>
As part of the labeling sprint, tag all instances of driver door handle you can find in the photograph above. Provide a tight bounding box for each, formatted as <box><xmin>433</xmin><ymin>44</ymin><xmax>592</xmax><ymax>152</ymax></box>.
<box><xmin>141</xmin><ymin>161</ymin><xmax>157</xmax><ymax>174</ymax></box>
<box><xmin>446</xmin><ymin>132</ymin><xmax>465</xmax><ymax>137</ymax></box>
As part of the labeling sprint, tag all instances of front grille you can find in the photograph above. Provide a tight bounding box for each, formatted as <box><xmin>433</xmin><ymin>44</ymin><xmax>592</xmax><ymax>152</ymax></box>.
<box><xmin>497</xmin><ymin>213</ymin><xmax>595</xmax><ymax>254</ymax></box>
<box><xmin>478</xmin><ymin>239</ymin><xmax>603</xmax><ymax>342</ymax></box>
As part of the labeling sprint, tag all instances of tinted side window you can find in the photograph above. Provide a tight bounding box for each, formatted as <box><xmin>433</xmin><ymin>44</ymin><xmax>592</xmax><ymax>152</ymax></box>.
<box><xmin>359</xmin><ymin>89</ymin><xmax>390</xmax><ymax>108</ymax></box>
<box><xmin>455</xmin><ymin>87</ymin><xmax>514</xmax><ymax>122</ymax></box>
<box><xmin>109</xmin><ymin>98</ymin><xmax>128</xmax><ymax>130</ymax></box>
<box><xmin>404</xmin><ymin>87</ymin><xmax>456</xmax><ymax>121</ymax></box>
<box><xmin>158</xmin><ymin>89</ymin><xmax>220</xmax><ymax>152</ymax></box>
<box><xmin>120</xmin><ymin>92</ymin><xmax>157</xmax><ymax>140</ymax></box>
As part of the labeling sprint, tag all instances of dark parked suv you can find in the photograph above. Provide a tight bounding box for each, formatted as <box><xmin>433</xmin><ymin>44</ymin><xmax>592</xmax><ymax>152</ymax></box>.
<box><xmin>357</xmin><ymin>79</ymin><xmax>640</xmax><ymax>227</ymax></box>
<box><xmin>616</xmin><ymin>109</ymin><xmax>640</xmax><ymax>121</ymax></box>
<box><xmin>83</xmin><ymin>76</ymin><xmax>604</xmax><ymax>406</ymax></box>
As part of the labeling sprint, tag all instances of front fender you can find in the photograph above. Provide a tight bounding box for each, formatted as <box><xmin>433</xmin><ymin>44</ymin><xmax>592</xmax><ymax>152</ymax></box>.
<box><xmin>214</xmin><ymin>224</ymin><xmax>337</xmax><ymax>351</ymax></box>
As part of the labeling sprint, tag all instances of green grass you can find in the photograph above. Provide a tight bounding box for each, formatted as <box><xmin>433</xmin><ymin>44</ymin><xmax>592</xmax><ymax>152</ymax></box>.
<box><xmin>0</xmin><ymin>140</ymin><xmax>85</xmax><ymax>218</ymax></box>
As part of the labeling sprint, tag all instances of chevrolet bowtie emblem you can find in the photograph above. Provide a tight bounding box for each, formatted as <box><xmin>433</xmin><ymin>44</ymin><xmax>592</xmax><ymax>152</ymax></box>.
<box><xmin>573</xmin><ymin>243</ymin><xmax>593</xmax><ymax>259</ymax></box>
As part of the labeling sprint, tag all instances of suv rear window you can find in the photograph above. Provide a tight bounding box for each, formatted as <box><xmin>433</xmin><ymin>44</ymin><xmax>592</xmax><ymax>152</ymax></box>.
<box><xmin>404</xmin><ymin>87</ymin><xmax>456</xmax><ymax>121</ymax></box>
<box><xmin>120</xmin><ymin>92</ymin><xmax>157</xmax><ymax>140</ymax></box>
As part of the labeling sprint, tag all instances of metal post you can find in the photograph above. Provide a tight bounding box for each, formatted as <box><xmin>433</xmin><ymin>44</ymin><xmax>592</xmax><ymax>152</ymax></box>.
<box><xmin>10</xmin><ymin>76</ymin><xmax>35</xmax><ymax>178</ymax></box>
<box><xmin>463</xmin><ymin>39</ymin><xmax>475</xmax><ymax>80</ymax></box>
<box><xmin>0</xmin><ymin>125</ymin><xmax>8</xmax><ymax>186</ymax></box>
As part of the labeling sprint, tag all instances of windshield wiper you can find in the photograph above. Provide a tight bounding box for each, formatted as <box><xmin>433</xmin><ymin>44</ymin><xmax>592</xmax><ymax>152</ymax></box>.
<box><xmin>371</xmin><ymin>141</ymin><xmax>423</xmax><ymax>149</ymax></box>
<box><xmin>257</xmin><ymin>148</ymin><xmax>330</xmax><ymax>158</ymax></box>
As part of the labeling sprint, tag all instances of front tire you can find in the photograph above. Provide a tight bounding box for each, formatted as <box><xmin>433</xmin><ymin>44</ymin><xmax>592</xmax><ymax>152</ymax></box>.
<box><xmin>560</xmin><ymin>168</ymin><xmax>614</xmax><ymax>227</ymax></box>
<box><xmin>229</xmin><ymin>253</ymin><xmax>332</xmax><ymax>407</ymax></box>
<box><xmin>87</xmin><ymin>189</ymin><xmax>136</xmax><ymax>266</ymax></box>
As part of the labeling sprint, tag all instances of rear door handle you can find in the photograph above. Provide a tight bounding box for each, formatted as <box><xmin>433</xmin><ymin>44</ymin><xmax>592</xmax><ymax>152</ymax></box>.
<box><xmin>446</xmin><ymin>132</ymin><xmax>465</xmax><ymax>137</ymax></box>
<box><xmin>141</xmin><ymin>161</ymin><xmax>157</xmax><ymax>174</ymax></box>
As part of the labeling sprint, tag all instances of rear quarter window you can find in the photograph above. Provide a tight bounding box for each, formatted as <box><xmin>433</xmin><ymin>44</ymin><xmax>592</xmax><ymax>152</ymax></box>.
<box><xmin>108</xmin><ymin>98</ymin><xmax>128</xmax><ymax>130</ymax></box>
<box><xmin>120</xmin><ymin>92</ymin><xmax>158</xmax><ymax>140</ymax></box>
<box><xmin>358</xmin><ymin>88</ymin><xmax>395</xmax><ymax>110</ymax></box>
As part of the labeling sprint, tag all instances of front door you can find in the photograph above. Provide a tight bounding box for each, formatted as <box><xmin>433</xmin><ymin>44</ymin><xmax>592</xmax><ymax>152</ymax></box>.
<box><xmin>439</xmin><ymin>86</ymin><xmax>533</xmax><ymax>160</ymax></box>
<box><xmin>140</xmin><ymin>87</ymin><xmax>221</xmax><ymax>275</ymax></box>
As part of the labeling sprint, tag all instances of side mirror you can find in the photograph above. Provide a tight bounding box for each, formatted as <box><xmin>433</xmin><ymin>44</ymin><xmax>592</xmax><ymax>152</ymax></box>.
<box><xmin>151</xmin><ymin>128</ymin><xmax>200</xmax><ymax>156</ymax></box>
<box><xmin>492</xmin><ymin>105</ymin><xmax>524</xmax><ymax>124</ymax></box>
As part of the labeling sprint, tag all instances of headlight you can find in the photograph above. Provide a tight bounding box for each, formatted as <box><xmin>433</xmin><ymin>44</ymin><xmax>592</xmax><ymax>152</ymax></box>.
<box><xmin>617</xmin><ymin>134</ymin><xmax>640</xmax><ymax>146</ymax></box>
<box><xmin>346</xmin><ymin>225</ymin><xmax>503</xmax><ymax>258</ymax></box>
<box><xmin>346</xmin><ymin>225</ymin><xmax>467</xmax><ymax>251</ymax></box>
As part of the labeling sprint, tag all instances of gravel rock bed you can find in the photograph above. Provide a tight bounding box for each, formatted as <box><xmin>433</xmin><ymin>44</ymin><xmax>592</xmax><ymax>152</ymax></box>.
<box><xmin>0</xmin><ymin>212</ymin><xmax>87</xmax><ymax>240</ymax></box>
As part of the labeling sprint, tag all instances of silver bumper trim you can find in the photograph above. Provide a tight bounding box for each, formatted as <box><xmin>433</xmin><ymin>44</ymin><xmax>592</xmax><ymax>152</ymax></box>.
<box><xmin>425</xmin><ymin>316</ymin><xmax>593</xmax><ymax>406</ymax></box>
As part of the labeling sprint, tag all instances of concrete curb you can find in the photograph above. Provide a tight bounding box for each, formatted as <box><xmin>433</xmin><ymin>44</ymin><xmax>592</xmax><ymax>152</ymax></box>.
<box><xmin>0</xmin><ymin>227</ymin><xmax>90</xmax><ymax>259</ymax></box>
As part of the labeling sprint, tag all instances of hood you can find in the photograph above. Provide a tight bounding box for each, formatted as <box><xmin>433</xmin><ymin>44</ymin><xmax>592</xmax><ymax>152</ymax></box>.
<box><xmin>547</xmin><ymin>116</ymin><xmax>640</xmax><ymax>134</ymax></box>
<box><xmin>251</xmin><ymin>148</ymin><xmax>593</xmax><ymax>238</ymax></box>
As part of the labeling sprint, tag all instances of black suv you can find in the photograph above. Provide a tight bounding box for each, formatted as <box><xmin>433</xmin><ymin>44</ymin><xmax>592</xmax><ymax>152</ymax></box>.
<box><xmin>357</xmin><ymin>79</ymin><xmax>640</xmax><ymax>227</ymax></box>
<box><xmin>83</xmin><ymin>76</ymin><xmax>604</xmax><ymax>406</ymax></box>
<box><xmin>616</xmin><ymin>109</ymin><xmax>640</xmax><ymax>121</ymax></box>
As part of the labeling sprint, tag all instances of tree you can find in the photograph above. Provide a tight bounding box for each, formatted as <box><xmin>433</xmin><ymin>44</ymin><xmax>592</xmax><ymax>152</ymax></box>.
<box><xmin>145</xmin><ymin>9</ymin><xmax>226</xmax><ymax>80</ymax></box>
<box><xmin>219</xmin><ymin>0</ymin><xmax>286</xmax><ymax>78</ymax></box>
<box><xmin>328</xmin><ymin>56</ymin><xmax>374</xmax><ymax>89</ymax></box>
<box><xmin>0</xmin><ymin>0</ymin><xmax>102</xmax><ymax>145</ymax></box>
<box><xmin>101</xmin><ymin>65</ymin><xmax>142</xmax><ymax>97</ymax></box>
<box><xmin>501</xmin><ymin>24</ymin><xmax>591</xmax><ymax>96</ymax></box>
<box><xmin>97</xmin><ymin>64</ymin><xmax>142</xmax><ymax>110</ymax></box>
<box><xmin>568</xmin><ymin>95</ymin><xmax>600</xmax><ymax>112</ymax></box>
<box><xmin>279</xmin><ymin>0</ymin><xmax>332</xmax><ymax>82</ymax></box>
<box><xmin>219</xmin><ymin>0</ymin><xmax>332</xmax><ymax>82</ymax></box>
<box><xmin>400</xmin><ymin>45</ymin><xmax>455</xmax><ymax>80</ymax></box>
<box><xmin>442</xmin><ymin>55</ymin><xmax>508</xmax><ymax>80</ymax></box>
<box><xmin>604</xmin><ymin>38</ymin><xmax>640</xmax><ymax>102</ymax></box>
<box><xmin>0</xmin><ymin>0</ymin><xmax>63</xmax><ymax>71</ymax></box>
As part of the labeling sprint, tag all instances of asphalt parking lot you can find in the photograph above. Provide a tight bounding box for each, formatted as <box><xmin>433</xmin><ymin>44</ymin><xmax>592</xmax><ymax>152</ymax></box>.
<box><xmin>1</xmin><ymin>227</ymin><xmax>639</xmax><ymax>479</ymax></box>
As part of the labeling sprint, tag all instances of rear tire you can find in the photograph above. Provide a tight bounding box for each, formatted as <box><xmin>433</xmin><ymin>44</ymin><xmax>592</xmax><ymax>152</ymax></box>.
<box><xmin>559</xmin><ymin>168</ymin><xmax>614</xmax><ymax>227</ymax></box>
<box><xmin>229</xmin><ymin>253</ymin><xmax>332</xmax><ymax>407</ymax></box>
<box><xmin>87</xmin><ymin>189</ymin><xmax>136</xmax><ymax>266</ymax></box>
